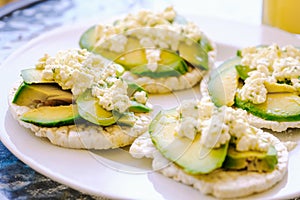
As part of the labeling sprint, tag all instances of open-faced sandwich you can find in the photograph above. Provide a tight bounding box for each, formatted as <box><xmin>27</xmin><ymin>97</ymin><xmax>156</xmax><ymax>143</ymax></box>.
<box><xmin>130</xmin><ymin>97</ymin><xmax>289</xmax><ymax>198</ymax></box>
<box><xmin>9</xmin><ymin>48</ymin><xmax>151</xmax><ymax>149</ymax></box>
<box><xmin>79</xmin><ymin>7</ymin><xmax>216</xmax><ymax>93</ymax></box>
<box><xmin>205</xmin><ymin>44</ymin><xmax>300</xmax><ymax>132</ymax></box>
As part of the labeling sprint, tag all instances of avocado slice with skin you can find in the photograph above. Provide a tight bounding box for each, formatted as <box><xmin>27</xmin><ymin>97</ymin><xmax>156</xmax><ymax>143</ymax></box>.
<box><xmin>177</xmin><ymin>40</ymin><xmax>209</xmax><ymax>70</ymax></box>
<box><xmin>76</xmin><ymin>89</ymin><xmax>116</xmax><ymax>126</ymax></box>
<box><xmin>112</xmin><ymin>110</ymin><xmax>136</xmax><ymax>127</ymax></box>
<box><xmin>21</xmin><ymin>68</ymin><xmax>55</xmax><ymax>84</ymax></box>
<box><xmin>208</xmin><ymin>57</ymin><xmax>241</xmax><ymax>107</ymax></box>
<box><xmin>199</xmin><ymin>34</ymin><xmax>214</xmax><ymax>53</ymax></box>
<box><xmin>126</xmin><ymin>81</ymin><xmax>146</xmax><ymax>97</ymax></box>
<box><xmin>264</xmin><ymin>82</ymin><xmax>296</xmax><ymax>93</ymax></box>
<box><xmin>115</xmin><ymin>47</ymin><xmax>148</xmax><ymax>69</ymax></box>
<box><xmin>79</xmin><ymin>26</ymin><xmax>210</xmax><ymax>72</ymax></box>
<box><xmin>76</xmin><ymin>89</ymin><xmax>137</xmax><ymax>126</ymax></box>
<box><xmin>79</xmin><ymin>25</ymin><xmax>98</xmax><ymax>51</ymax></box>
<box><xmin>13</xmin><ymin>83</ymin><xmax>73</xmax><ymax>107</ymax></box>
<box><xmin>130</xmin><ymin>60</ymin><xmax>187</xmax><ymax>78</ymax></box>
<box><xmin>149</xmin><ymin>109</ymin><xmax>229</xmax><ymax>175</ymax></box>
<box><xmin>235</xmin><ymin>65</ymin><xmax>251</xmax><ymax>80</ymax></box>
<box><xmin>223</xmin><ymin>145</ymin><xmax>278</xmax><ymax>172</ymax></box>
<box><xmin>113</xmin><ymin>48</ymin><xmax>188</xmax><ymax>77</ymax></box>
<box><xmin>21</xmin><ymin>105</ymin><xmax>80</xmax><ymax>127</ymax></box>
<box><xmin>128</xmin><ymin>100</ymin><xmax>151</xmax><ymax>113</ymax></box>
<box><xmin>235</xmin><ymin>92</ymin><xmax>300</xmax><ymax>121</ymax></box>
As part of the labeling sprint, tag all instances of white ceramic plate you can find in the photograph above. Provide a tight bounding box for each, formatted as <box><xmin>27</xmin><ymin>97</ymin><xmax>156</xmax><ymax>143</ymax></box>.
<box><xmin>1</xmin><ymin>16</ymin><xmax>300</xmax><ymax>200</ymax></box>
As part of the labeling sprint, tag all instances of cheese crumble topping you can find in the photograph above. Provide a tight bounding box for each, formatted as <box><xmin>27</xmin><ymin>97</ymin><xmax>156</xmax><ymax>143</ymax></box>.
<box><xmin>239</xmin><ymin>44</ymin><xmax>300</xmax><ymax>103</ymax></box>
<box><xmin>93</xmin><ymin>7</ymin><xmax>209</xmax><ymax>55</ymax></box>
<box><xmin>175</xmin><ymin>99</ymin><xmax>270</xmax><ymax>152</ymax></box>
<box><xmin>35</xmin><ymin>48</ymin><xmax>138</xmax><ymax>113</ymax></box>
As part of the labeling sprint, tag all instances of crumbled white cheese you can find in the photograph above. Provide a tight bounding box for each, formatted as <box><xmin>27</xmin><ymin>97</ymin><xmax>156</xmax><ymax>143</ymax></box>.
<box><xmin>197</xmin><ymin>96</ymin><xmax>215</xmax><ymax>120</ymax></box>
<box><xmin>92</xmin><ymin>78</ymin><xmax>130</xmax><ymax>113</ymax></box>
<box><xmin>176</xmin><ymin>100</ymin><xmax>200</xmax><ymax>119</ymax></box>
<box><xmin>272</xmin><ymin>57</ymin><xmax>300</xmax><ymax>82</ymax></box>
<box><xmin>93</xmin><ymin>7</ymin><xmax>208</xmax><ymax>54</ymax></box>
<box><xmin>175</xmin><ymin>100</ymin><xmax>202</xmax><ymax>139</ymax></box>
<box><xmin>238</xmin><ymin>71</ymin><xmax>267</xmax><ymax>104</ymax></box>
<box><xmin>35</xmin><ymin>48</ymin><xmax>137</xmax><ymax>114</ymax></box>
<box><xmin>36</xmin><ymin>49</ymin><xmax>118</xmax><ymax>95</ymax></box>
<box><xmin>200</xmin><ymin>118</ymin><xmax>230</xmax><ymax>148</ymax></box>
<box><xmin>240</xmin><ymin>44</ymin><xmax>280</xmax><ymax>70</ymax></box>
<box><xmin>239</xmin><ymin>44</ymin><xmax>300</xmax><ymax>103</ymax></box>
<box><xmin>176</xmin><ymin>117</ymin><xmax>198</xmax><ymax>140</ymax></box>
<box><xmin>145</xmin><ymin>49</ymin><xmax>161</xmax><ymax>72</ymax></box>
<box><xmin>175</xmin><ymin>99</ymin><xmax>270</xmax><ymax>152</ymax></box>
<box><xmin>103</xmin><ymin>34</ymin><xmax>128</xmax><ymax>53</ymax></box>
<box><xmin>235</xmin><ymin>128</ymin><xmax>269</xmax><ymax>152</ymax></box>
<box><xmin>133</xmin><ymin>91</ymin><xmax>147</xmax><ymax>104</ymax></box>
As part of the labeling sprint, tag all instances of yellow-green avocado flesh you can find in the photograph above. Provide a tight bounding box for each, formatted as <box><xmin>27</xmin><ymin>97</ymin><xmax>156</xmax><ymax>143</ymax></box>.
<box><xmin>79</xmin><ymin>25</ymin><xmax>210</xmax><ymax>76</ymax></box>
<box><xmin>208</xmin><ymin>56</ymin><xmax>300</xmax><ymax>122</ymax></box>
<box><xmin>149</xmin><ymin>108</ymin><xmax>278</xmax><ymax>174</ymax></box>
<box><xmin>149</xmin><ymin>109</ymin><xmax>228</xmax><ymax>175</ymax></box>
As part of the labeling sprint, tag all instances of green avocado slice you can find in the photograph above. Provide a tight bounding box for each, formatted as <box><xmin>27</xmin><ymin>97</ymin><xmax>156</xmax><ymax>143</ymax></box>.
<box><xmin>235</xmin><ymin>65</ymin><xmax>251</xmax><ymax>80</ymax></box>
<box><xmin>116</xmin><ymin>49</ymin><xmax>188</xmax><ymax>77</ymax></box>
<box><xmin>79</xmin><ymin>26</ymin><xmax>210</xmax><ymax>72</ymax></box>
<box><xmin>177</xmin><ymin>40</ymin><xmax>208</xmax><ymax>70</ymax></box>
<box><xmin>130</xmin><ymin>61</ymin><xmax>187</xmax><ymax>78</ymax></box>
<box><xmin>149</xmin><ymin>109</ymin><xmax>229</xmax><ymax>175</ymax></box>
<box><xmin>223</xmin><ymin>145</ymin><xmax>278</xmax><ymax>172</ymax></box>
<box><xmin>126</xmin><ymin>81</ymin><xmax>146</xmax><ymax>97</ymax></box>
<box><xmin>76</xmin><ymin>89</ymin><xmax>116</xmax><ymax>126</ymax></box>
<box><xmin>128</xmin><ymin>100</ymin><xmax>151</xmax><ymax>113</ymax></box>
<box><xmin>21</xmin><ymin>105</ymin><xmax>80</xmax><ymax>127</ymax></box>
<box><xmin>208</xmin><ymin>57</ymin><xmax>241</xmax><ymax>107</ymax></box>
<box><xmin>76</xmin><ymin>89</ymin><xmax>137</xmax><ymax>126</ymax></box>
<box><xmin>21</xmin><ymin>68</ymin><xmax>55</xmax><ymax>84</ymax></box>
<box><xmin>79</xmin><ymin>25</ymin><xmax>98</xmax><ymax>51</ymax></box>
<box><xmin>12</xmin><ymin>83</ymin><xmax>73</xmax><ymax>107</ymax></box>
<box><xmin>235</xmin><ymin>92</ymin><xmax>300</xmax><ymax>121</ymax></box>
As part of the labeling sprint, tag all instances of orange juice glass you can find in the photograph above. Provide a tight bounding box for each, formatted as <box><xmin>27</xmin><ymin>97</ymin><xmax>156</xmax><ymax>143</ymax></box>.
<box><xmin>262</xmin><ymin>0</ymin><xmax>300</xmax><ymax>34</ymax></box>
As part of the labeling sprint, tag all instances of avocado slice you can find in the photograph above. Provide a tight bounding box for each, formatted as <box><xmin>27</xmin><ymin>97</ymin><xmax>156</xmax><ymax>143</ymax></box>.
<box><xmin>235</xmin><ymin>92</ymin><xmax>300</xmax><ymax>121</ymax></box>
<box><xmin>264</xmin><ymin>82</ymin><xmax>296</xmax><ymax>93</ymax></box>
<box><xmin>109</xmin><ymin>48</ymin><xmax>188</xmax><ymax>77</ymax></box>
<box><xmin>112</xmin><ymin>110</ymin><xmax>136</xmax><ymax>127</ymax></box>
<box><xmin>130</xmin><ymin>61</ymin><xmax>187</xmax><ymax>78</ymax></box>
<box><xmin>115</xmin><ymin>47</ymin><xmax>148</xmax><ymax>69</ymax></box>
<box><xmin>128</xmin><ymin>100</ymin><xmax>151</xmax><ymax>113</ymax></box>
<box><xmin>223</xmin><ymin>145</ymin><xmax>278</xmax><ymax>172</ymax></box>
<box><xmin>21</xmin><ymin>68</ymin><xmax>55</xmax><ymax>84</ymax></box>
<box><xmin>76</xmin><ymin>89</ymin><xmax>137</xmax><ymax>126</ymax></box>
<box><xmin>79</xmin><ymin>25</ymin><xmax>97</xmax><ymax>51</ymax></box>
<box><xmin>80</xmin><ymin>26</ymin><xmax>209</xmax><ymax>72</ymax></box>
<box><xmin>114</xmin><ymin>64</ymin><xmax>126</xmax><ymax>77</ymax></box>
<box><xmin>126</xmin><ymin>81</ymin><xmax>146</xmax><ymax>97</ymax></box>
<box><xmin>199</xmin><ymin>34</ymin><xmax>214</xmax><ymax>53</ymax></box>
<box><xmin>12</xmin><ymin>83</ymin><xmax>73</xmax><ymax>107</ymax></box>
<box><xmin>177</xmin><ymin>40</ymin><xmax>209</xmax><ymax>70</ymax></box>
<box><xmin>150</xmin><ymin>109</ymin><xmax>229</xmax><ymax>175</ymax></box>
<box><xmin>235</xmin><ymin>65</ymin><xmax>251</xmax><ymax>80</ymax></box>
<box><xmin>208</xmin><ymin>57</ymin><xmax>241</xmax><ymax>107</ymax></box>
<box><xmin>21</xmin><ymin>105</ymin><xmax>80</xmax><ymax>127</ymax></box>
<box><xmin>76</xmin><ymin>89</ymin><xmax>116</xmax><ymax>126</ymax></box>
